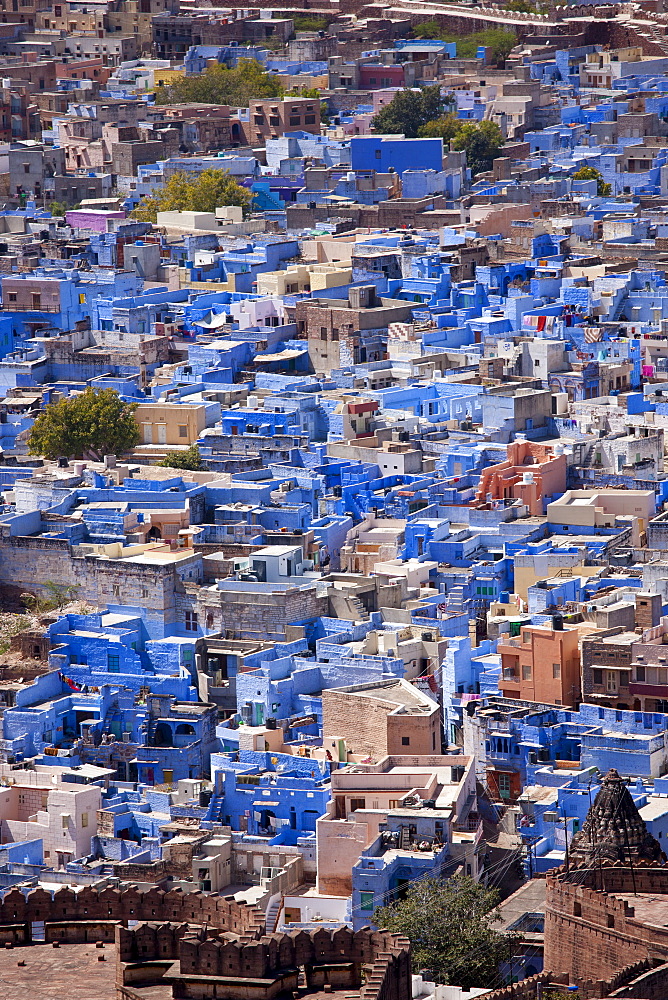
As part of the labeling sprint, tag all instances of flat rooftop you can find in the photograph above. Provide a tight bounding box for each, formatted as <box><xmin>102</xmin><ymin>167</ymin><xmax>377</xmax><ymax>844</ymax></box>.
<box><xmin>335</xmin><ymin>679</ymin><xmax>433</xmax><ymax>711</ymax></box>
<box><xmin>616</xmin><ymin>892</ymin><xmax>668</xmax><ymax>927</ymax></box>
<box><xmin>0</xmin><ymin>942</ymin><xmax>117</xmax><ymax>1000</ymax></box>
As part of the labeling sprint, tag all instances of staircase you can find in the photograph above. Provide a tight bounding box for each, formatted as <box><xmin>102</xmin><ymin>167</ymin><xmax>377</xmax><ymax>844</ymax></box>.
<box><xmin>349</xmin><ymin>595</ymin><xmax>369</xmax><ymax>621</ymax></box>
<box><xmin>265</xmin><ymin>894</ymin><xmax>282</xmax><ymax>933</ymax></box>
<box><xmin>446</xmin><ymin>586</ymin><xmax>468</xmax><ymax>614</ymax></box>
<box><xmin>145</xmin><ymin>717</ymin><xmax>158</xmax><ymax>746</ymax></box>
<box><xmin>645</xmin><ymin>22</ymin><xmax>668</xmax><ymax>55</ymax></box>
<box><xmin>202</xmin><ymin>793</ymin><xmax>226</xmax><ymax>828</ymax></box>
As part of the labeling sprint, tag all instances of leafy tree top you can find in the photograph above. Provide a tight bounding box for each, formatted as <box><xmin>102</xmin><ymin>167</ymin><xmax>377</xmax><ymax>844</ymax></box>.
<box><xmin>155</xmin><ymin>59</ymin><xmax>283</xmax><ymax>107</ymax></box>
<box><xmin>572</xmin><ymin>165</ymin><xmax>611</xmax><ymax>197</ymax></box>
<box><xmin>419</xmin><ymin>115</ymin><xmax>504</xmax><ymax>176</ymax></box>
<box><xmin>373</xmin><ymin>875</ymin><xmax>516</xmax><ymax>990</ymax></box>
<box><xmin>28</xmin><ymin>388</ymin><xmax>140</xmax><ymax>461</ymax></box>
<box><xmin>371</xmin><ymin>85</ymin><xmax>444</xmax><ymax>138</ymax></box>
<box><xmin>158</xmin><ymin>445</ymin><xmax>204</xmax><ymax>471</ymax></box>
<box><xmin>131</xmin><ymin>168</ymin><xmax>252</xmax><ymax>224</ymax></box>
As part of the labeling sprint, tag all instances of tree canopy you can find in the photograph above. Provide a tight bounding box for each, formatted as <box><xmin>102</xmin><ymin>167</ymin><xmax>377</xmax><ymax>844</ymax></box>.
<box><xmin>132</xmin><ymin>168</ymin><xmax>252</xmax><ymax>224</ymax></box>
<box><xmin>412</xmin><ymin>23</ymin><xmax>516</xmax><ymax>62</ymax></box>
<box><xmin>572</xmin><ymin>165</ymin><xmax>611</xmax><ymax>197</ymax></box>
<box><xmin>292</xmin><ymin>14</ymin><xmax>331</xmax><ymax>31</ymax></box>
<box><xmin>373</xmin><ymin>875</ymin><xmax>515</xmax><ymax>989</ymax></box>
<box><xmin>371</xmin><ymin>85</ymin><xmax>444</xmax><ymax>138</ymax></box>
<box><xmin>419</xmin><ymin>115</ymin><xmax>504</xmax><ymax>176</ymax></box>
<box><xmin>28</xmin><ymin>388</ymin><xmax>140</xmax><ymax>461</ymax></box>
<box><xmin>155</xmin><ymin>59</ymin><xmax>283</xmax><ymax>107</ymax></box>
<box><xmin>158</xmin><ymin>445</ymin><xmax>204</xmax><ymax>471</ymax></box>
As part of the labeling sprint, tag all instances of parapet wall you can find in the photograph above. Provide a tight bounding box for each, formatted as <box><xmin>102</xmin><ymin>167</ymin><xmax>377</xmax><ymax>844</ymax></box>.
<box><xmin>545</xmin><ymin>862</ymin><xmax>668</xmax><ymax>982</ymax></box>
<box><xmin>0</xmin><ymin>884</ymin><xmax>265</xmax><ymax>939</ymax></box>
<box><xmin>116</xmin><ymin>922</ymin><xmax>410</xmax><ymax>984</ymax></box>
<box><xmin>0</xmin><ymin>883</ymin><xmax>412</xmax><ymax>1000</ymax></box>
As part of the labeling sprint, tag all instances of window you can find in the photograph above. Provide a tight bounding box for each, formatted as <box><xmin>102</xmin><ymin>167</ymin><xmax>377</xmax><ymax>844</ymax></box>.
<box><xmin>305</xmin><ymin>115</ymin><xmax>316</xmax><ymax>124</ymax></box>
<box><xmin>636</xmin><ymin>665</ymin><xmax>646</xmax><ymax>682</ymax></box>
<box><xmin>178</xmin><ymin>424</ymin><xmax>188</xmax><ymax>438</ymax></box>
<box><xmin>553</xmin><ymin>662</ymin><xmax>561</xmax><ymax>679</ymax></box>
<box><xmin>112</xmin><ymin>584</ymin><xmax>120</xmax><ymax>598</ymax></box>
<box><xmin>522</xmin><ymin>665</ymin><xmax>532</xmax><ymax>680</ymax></box>
<box><xmin>23</xmin><ymin>163</ymin><xmax>29</xmax><ymax>174</ymax></box>
<box><xmin>108</xmin><ymin>654</ymin><xmax>120</xmax><ymax>672</ymax></box>
<box><xmin>593</xmin><ymin>669</ymin><xmax>603</xmax><ymax>685</ymax></box>
<box><xmin>7</xmin><ymin>293</ymin><xmax>16</xmax><ymax>302</ymax></box>
<box><xmin>350</xmin><ymin>798</ymin><xmax>366</xmax><ymax>812</ymax></box>
<box><xmin>81</xmin><ymin>812</ymin><xmax>88</xmax><ymax>827</ymax></box>
<box><xmin>360</xmin><ymin>891</ymin><xmax>374</xmax><ymax>911</ymax></box>
<box><xmin>497</xmin><ymin>773</ymin><xmax>511</xmax><ymax>799</ymax></box>
<box><xmin>289</xmin><ymin>116</ymin><xmax>301</xmax><ymax>125</ymax></box>
<box><xmin>185</xmin><ymin>610</ymin><xmax>198</xmax><ymax>632</ymax></box>
<box><xmin>401</xmin><ymin>736</ymin><xmax>410</xmax><ymax>746</ymax></box>
<box><xmin>142</xmin><ymin>588</ymin><xmax>149</xmax><ymax>599</ymax></box>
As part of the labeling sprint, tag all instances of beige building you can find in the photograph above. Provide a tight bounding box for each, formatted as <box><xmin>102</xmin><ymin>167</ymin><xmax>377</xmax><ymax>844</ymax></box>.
<box><xmin>0</xmin><ymin>777</ymin><xmax>101</xmax><ymax>867</ymax></box>
<box><xmin>339</xmin><ymin>516</ymin><xmax>406</xmax><ymax>576</ymax></box>
<box><xmin>316</xmin><ymin>754</ymin><xmax>476</xmax><ymax>896</ymax></box>
<box><xmin>133</xmin><ymin>401</ymin><xmax>207</xmax><ymax>451</ymax></box>
<box><xmin>322</xmin><ymin>677</ymin><xmax>441</xmax><ymax>762</ymax></box>
<box><xmin>255</xmin><ymin>263</ymin><xmax>352</xmax><ymax>298</ymax></box>
<box><xmin>547</xmin><ymin>488</ymin><xmax>654</xmax><ymax>547</ymax></box>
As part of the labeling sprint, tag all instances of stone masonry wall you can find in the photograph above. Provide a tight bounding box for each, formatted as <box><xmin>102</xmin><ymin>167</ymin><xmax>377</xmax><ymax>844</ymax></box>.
<box><xmin>544</xmin><ymin>863</ymin><xmax>668</xmax><ymax>982</ymax></box>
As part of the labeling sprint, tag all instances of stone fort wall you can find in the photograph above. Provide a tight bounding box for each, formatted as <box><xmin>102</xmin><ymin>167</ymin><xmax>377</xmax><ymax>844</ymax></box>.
<box><xmin>544</xmin><ymin>862</ymin><xmax>668</xmax><ymax>983</ymax></box>
<box><xmin>0</xmin><ymin>883</ymin><xmax>411</xmax><ymax>1000</ymax></box>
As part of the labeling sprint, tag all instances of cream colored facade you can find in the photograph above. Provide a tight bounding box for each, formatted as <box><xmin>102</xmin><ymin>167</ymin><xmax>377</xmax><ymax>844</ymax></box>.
<box><xmin>255</xmin><ymin>263</ymin><xmax>352</xmax><ymax>297</ymax></box>
<box><xmin>134</xmin><ymin>402</ymin><xmax>206</xmax><ymax>447</ymax></box>
<box><xmin>547</xmin><ymin>489</ymin><xmax>654</xmax><ymax>547</ymax></box>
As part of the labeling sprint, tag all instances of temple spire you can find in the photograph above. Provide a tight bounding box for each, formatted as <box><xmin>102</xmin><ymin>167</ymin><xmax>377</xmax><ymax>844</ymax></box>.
<box><xmin>569</xmin><ymin>768</ymin><xmax>665</xmax><ymax>864</ymax></box>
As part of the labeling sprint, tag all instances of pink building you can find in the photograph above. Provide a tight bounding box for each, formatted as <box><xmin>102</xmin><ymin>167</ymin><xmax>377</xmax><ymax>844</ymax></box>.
<box><xmin>66</xmin><ymin>209</ymin><xmax>126</xmax><ymax>232</ymax></box>
<box><xmin>475</xmin><ymin>440</ymin><xmax>567</xmax><ymax>516</ymax></box>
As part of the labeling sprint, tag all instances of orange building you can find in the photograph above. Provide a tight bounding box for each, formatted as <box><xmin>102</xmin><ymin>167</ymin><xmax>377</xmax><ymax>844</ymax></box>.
<box><xmin>498</xmin><ymin>618</ymin><xmax>582</xmax><ymax>707</ymax></box>
<box><xmin>475</xmin><ymin>440</ymin><xmax>567</xmax><ymax>516</ymax></box>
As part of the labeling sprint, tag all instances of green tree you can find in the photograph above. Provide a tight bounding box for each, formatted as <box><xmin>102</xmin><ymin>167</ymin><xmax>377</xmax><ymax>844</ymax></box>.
<box><xmin>452</xmin><ymin>119</ymin><xmax>504</xmax><ymax>176</ymax></box>
<box><xmin>411</xmin><ymin>24</ymin><xmax>516</xmax><ymax>62</ymax></box>
<box><xmin>373</xmin><ymin>876</ymin><xmax>515</xmax><ymax>989</ymax></box>
<box><xmin>413</xmin><ymin>20</ymin><xmax>442</xmax><ymax>39</ymax></box>
<box><xmin>158</xmin><ymin>444</ymin><xmax>204</xmax><ymax>471</ymax></box>
<box><xmin>371</xmin><ymin>85</ymin><xmax>444</xmax><ymax>138</ymax></box>
<box><xmin>292</xmin><ymin>15</ymin><xmax>330</xmax><ymax>31</ymax></box>
<box><xmin>572</xmin><ymin>165</ymin><xmax>611</xmax><ymax>196</ymax></box>
<box><xmin>28</xmin><ymin>388</ymin><xmax>140</xmax><ymax>460</ymax></box>
<box><xmin>132</xmin><ymin>168</ymin><xmax>252</xmax><ymax>224</ymax></box>
<box><xmin>419</xmin><ymin>116</ymin><xmax>504</xmax><ymax>176</ymax></box>
<box><xmin>155</xmin><ymin>59</ymin><xmax>283</xmax><ymax>107</ymax></box>
<box><xmin>48</xmin><ymin>200</ymin><xmax>68</xmax><ymax>217</ymax></box>
<box><xmin>504</xmin><ymin>0</ymin><xmax>540</xmax><ymax>12</ymax></box>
